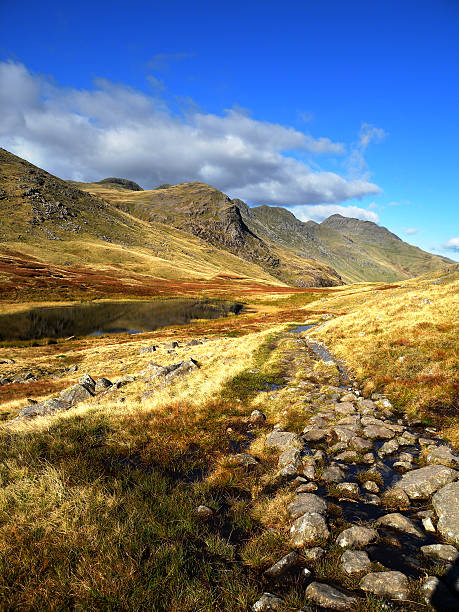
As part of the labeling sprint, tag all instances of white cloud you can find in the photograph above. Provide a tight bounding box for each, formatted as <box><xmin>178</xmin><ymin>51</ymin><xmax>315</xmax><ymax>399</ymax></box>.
<box><xmin>0</xmin><ymin>60</ymin><xmax>381</xmax><ymax>205</ymax></box>
<box><xmin>402</xmin><ymin>228</ymin><xmax>419</xmax><ymax>235</ymax></box>
<box><xmin>290</xmin><ymin>204</ymin><xmax>379</xmax><ymax>223</ymax></box>
<box><xmin>348</xmin><ymin>122</ymin><xmax>387</xmax><ymax>180</ymax></box>
<box><xmin>443</xmin><ymin>237</ymin><xmax>459</xmax><ymax>251</ymax></box>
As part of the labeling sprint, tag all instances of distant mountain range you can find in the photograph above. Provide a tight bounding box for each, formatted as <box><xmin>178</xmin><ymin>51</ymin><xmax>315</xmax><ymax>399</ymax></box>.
<box><xmin>0</xmin><ymin>148</ymin><xmax>452</xmax><ymax>300</ymax></box>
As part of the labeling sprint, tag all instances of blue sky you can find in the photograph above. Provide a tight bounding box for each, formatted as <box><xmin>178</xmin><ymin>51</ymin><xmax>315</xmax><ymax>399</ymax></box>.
<box><xmin>0</xmin><ymin>0</ymin><xmax>458</xmax><ymax>259</ymax></box>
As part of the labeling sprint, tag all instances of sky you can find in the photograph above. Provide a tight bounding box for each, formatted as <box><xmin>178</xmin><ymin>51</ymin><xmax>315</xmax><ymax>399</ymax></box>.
<box><xmin>0</xmin><ymin>0</ymin><xmax>458</xmax><ymax>260</ymax></box>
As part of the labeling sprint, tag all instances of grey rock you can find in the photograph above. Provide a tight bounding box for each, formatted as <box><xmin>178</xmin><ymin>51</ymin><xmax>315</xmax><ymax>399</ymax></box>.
<box><xmin>374</xmin><ymin>513</ymin><xmax>424</xmax><ymax>538</ymax></box>
<box><xmin>252</xmin><ymin>593</ymin><xmax>283</xmax><ymax>611</ymax></box>
<box><xmin>395</xmin><ymin>465</ymin><xmax>457</xmax><ymax>500</ymax></box>
<box><xmin>351</xmin><ymin>436</ymin><xmax>373</xmax><ymax>452</ymax></box>
<box><xmin>422</xmin><ymin>517</ymin><xmax>436</xmax><ymax>533</ymax></box>
<box><xmin>335</xmin><ymin>450</ymin><xmax>360</xmax><ymax>463</ymax></box>
<box><xmin>18</xmin><ymin>397</ymin><xmax>69</xmax><ymax>418</ymax></box>
<box><xmin>363</xmin><ymin>424</ymin><xmax>395</xmax><ymax>439</ymax></box>
<box><xmin>279</xmin><ymin>448</ymin><xmax>302</xmax><ymax>470</ymax></box>
<box><xmin>138</xmin><ymin>345</ymin><xmax>156</xmax><ymax>354</ymax></box>
<box><xmin>265</xmin><ymin>430</ymin><xmax>302</xmax><ymax>450</ymax></box>
<box><xmin>360</xmin><ymin>571</ymin><xmax>409</xmax><ymax>601</ymax></box>
<box><xmin>288</xmin><ymin>493</ymin><xmax>327</xmax><ymax>519</ymax></box>
<box><xmin>334</xmin><ymin>401</ymin><xmax>355</xmax><ymax>415</ymax></box>
<box><xmin>94</xmin><ymin>378</ymin><xmax>113</xmax><ymax>393</ymax></box>
<box><xmin>421</xmin><ymin>544</ymin><xmax>459</xmax><ymax>563</ymax></box>
<box><xmin>305</xmin><ymin>582</ymin><xmax>356</xmax><ymax>610</ymax></box>
<box><xmin>363</xmin><ymin>480</ymin><xmax>379</xmax><ymax>493</ymax></box>
<box><xmin>297</xmin><ymin>482</ymin><xmax>318</xmax><ymax>493</ymax></box>
<box><xmin>335</xmin><ymin>482</ymin><xmax>359</xmax><ymax>498</ymax></box>
<box><xmin>59</xmin><ymin>383</ymin><xmax>93</xmax><ymax>406</ymax></box>
<box><xmin>249</xmin><ymin>410</ymin><xmax>266</xmax><ymax>425</ymax></box>
<box><xmin>425</xmin><ymin>446</ymin><xmax>459</xmax><ymax>468</ymax></box>
<box><xmin>195</xmin><ymin>505</ymin><xmax>213</xmax><ymax>520</ymax></box>
<box><xmin>340</xmin><ymin>550</ymin><xmax>371</xmax><ymax>575</ymax></box>
<box><xmin>432</xmin><ymin>481</ymin><xmax>459</xmax><ymax>545</ymax></box>
<box><xmin>329</xmin><ymin>427</ymin><xmax>355</xmax><ymax>443</ymax></box>
<box><xmin>164</xmin><ymin>341</ymin><xmax>179</xmax><ymax>349</ymax></box>
<box><xmin>303</xmin><ymin>428</ymin><xmax>327</xmax><ymax>442</ymax></box>
<box><xmin>187</xmin><ymin>339</ymin><xmax>203</xmax><ymax>346</ymax></box>
<box><xmin>229</xmin><ymin>453</ymin><xmax>259</xmax><ymax>469</ymax></box>
<box><xmin>321</xmin><ymin>464</ymin><xmax>345</xmax><ymax>483</ymax></box>
<box><xmin>378</xmin><ymin>439</ymin><xmax>399</xmax><ymax>457</ymax></box>
<box><xmin>362</xmin><ymin>452</ymin><xmax>375</xmax><ymax>464</ymax></box>
<box><xmin>290</xmin><ymin>512</ymin><xmax>330</xmax><ymax>547</ymax></box>
<box><xmin>303</xmin><ymin>465</ymin><xmax>315</xmax><ymax>480</ymax></box>
<box><xmin>336</xmin><ymin>526</ymin><xmax>378</xmax><ymax>548</ymax></box>
<box><xmin>422</xmin><ymin>576</ymin><xmax>458</xmax><ymax>612</ymax></box>
<box><xmin>302</xmin><ymin>547</ymin><xmax>325</xmax><ymax>563</ymax></box>
<box><xmin>79</xmin><ymin>374</ymin><xmax>96</xmax><ymax>392</ymax></box>
<box><xmin>264</xmin><ymin>551</ymin><xmax>299</xmax><ymax>580</ymax></box>
<box><xmin>393</xmin><ymin>461</ymin><xmax>413</xmax><ymax>472</ymax></box>
<box><xmin>340</xmin><ymin>392</ymin><xmax>357</xmax><ymax>402</ymax></box>
<box><xmin>164</xmin><ymin>359</ymin><xmax>199</xmax><ymax>382</ymax></box>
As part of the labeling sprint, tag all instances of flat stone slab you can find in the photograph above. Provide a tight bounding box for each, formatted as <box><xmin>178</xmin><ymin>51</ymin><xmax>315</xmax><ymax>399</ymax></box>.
<box><xmin>265</xmin><ymin>430</ymin><xmax>302</xmax><ymax>450</ymax></box>
<box><xmin>363</xmin><ymin>425</ymin><xmax>395</xmax><ymax>439</ymax></box>
<box><xmin>432</xmin><ymin>481</ymin><xmax>459</xmax><ymax>546</ymax></box>
<box><xmin>425</xmin><ymin>445</ymin><xmax>459</xmax><ymax>468</ymax></box>
<box><xmin>264</xmin><ymin>551</ymin><xmax>299</xmax><ymax>580</ymax></box>
<box><xmin>252</xmin><ymin>592</ymin><xmax>283</xmax><ymax>611</ymax></box>
<box><xmin>340</xmin><ymin>550</ymin><xmax>371</xmax><ymax>575</ymax></box>
<box><xmin>305</xmin><ymin>581</ymin><xmax>356</xmax><ymax>610</ymax></box>
<box><xmin>360</xmin><ymin>571</ymin><xmax>409</xmax><ymax>601</ymax></box>
<box><xmin>395</xmin><ymin>465</ymin><xmax>457</xmax><ymax>499</ymax></box>
<box><xmin>421</xmin><ymin>544</ymin><xmax>459</xmax><ymax>563</ymax></box>
<box><xmin>290</xmin><ymin>512</ymin><xmax>330</xmax><ymax>548</ymax></box>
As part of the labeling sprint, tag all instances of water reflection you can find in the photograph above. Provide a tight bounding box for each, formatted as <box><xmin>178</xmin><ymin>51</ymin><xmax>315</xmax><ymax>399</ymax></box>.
<box><xmin>0</xmin><ymin>299</ymin><xmax>242</xmax><ymax>341</ymax></box>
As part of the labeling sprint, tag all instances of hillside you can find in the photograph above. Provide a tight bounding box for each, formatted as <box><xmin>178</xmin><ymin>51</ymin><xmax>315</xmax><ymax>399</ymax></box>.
<box><xmin>76</xmin><ymin>178</ymin><xmax>452</xmax><ymax>285</ymax></box>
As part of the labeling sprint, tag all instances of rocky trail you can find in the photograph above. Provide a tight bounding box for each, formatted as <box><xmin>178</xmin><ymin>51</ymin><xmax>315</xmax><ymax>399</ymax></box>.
<box><xmin>6</xmin><ymin>326</ymin><xmax>459</xmax><ymax>611</ymax></box>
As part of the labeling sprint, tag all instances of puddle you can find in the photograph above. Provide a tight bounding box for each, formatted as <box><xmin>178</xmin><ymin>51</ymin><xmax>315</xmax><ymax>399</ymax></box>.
<box><xmin>289</xmin><ymin>324</ymin><xmax>315</xmax><ymax>334</ymax></box>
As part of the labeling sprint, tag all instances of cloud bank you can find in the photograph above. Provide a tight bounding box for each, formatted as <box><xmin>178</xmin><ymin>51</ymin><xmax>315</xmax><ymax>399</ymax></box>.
<box><xmin>290</xmin><ymin>204</ymin><xmax>379</xmax><ymax>223</ymax></box>
<box><xmin>443</xmin><ymin>237</ymin><xmax>459</xmax><ymax>251</ymax></box>
<box><xmin>0</xmin><ymin>60</ymin><xmax>382</xmax><ymax>206</ymax></box>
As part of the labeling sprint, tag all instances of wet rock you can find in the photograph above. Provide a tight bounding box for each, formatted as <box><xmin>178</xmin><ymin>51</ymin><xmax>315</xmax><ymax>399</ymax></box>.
<box><xmin>340</xmin><ymin>550</ymin><xmax>371</xmax><ymax>575</ymax></box>
<box><xmin>363</xmin><ymin>424</ymin><xmax>395</xmax><ymax>440</ymax></box>
<box><xmin>422</xmin><ymin>576</ymin><xmax>458</xmax><ymax>612</ymax></box>
<box><xmin>395</xmin><ymin>465</ymin><xmax>457</xmax><ymax>500</ymax></box>
<box><xmin>305</xmin><ymin>582</ymin><xmax>356</xmax><ymax>610</ymax></box>
<box><xmin>288</xmin><ymin>494</ymin><xmax>327</xmax><ymax>519</ymax></box>
<box><xmin>432</xmin><ymin>481</ymin><xmax>459</xmax><ymax>546</ymax></box>
<box><xmin>374</xmin><ymin>513</ymin><xmax>424</xmax><ymax>538</ymax></box>
<box><xmin>421</xmin><ymin>544</ymin><xmax>458</xmax><ymax>563</ymax></box>
<box><xmin>264</xmin><ymin>551</ymin><xmax>299</xmax><ymax>580</ymax></box>
<box><xmin>266</xmin><ymin>430</ymin><xmax>302</xmax><ymax>450</ymax></box>
<box><xmin>297</xmin><ymin>482</ymin><xmax>318</xmax><ymax>493</ymax></box>
<box><xmin>425</xmin><ymin>446</ymin><xmax>459</xmax><ymax>468</ymax></box>
<box><xmin>94</xmin><ymin>378</ymin><xmax>113</xmax><ymax>393</ymax></box>
<box><xmin>290</xmin><ymin>512</ymin><xmax>330</xmax><ymax>547</ymax></box>
<box><xmin>303</xmin><ymin>428</ymin><xmax>327</xmax><ymax>442</ymax></box>
<box><xmin>229</xmin><ymin>453</ymin><xmax>259</xmax><ymax>469</ymax></box>
<box><xmin>59</xmin><ymin>383</ymin><xmax>93</xmax><ymax>406</ymax></box>
<box><xmin>252</xmin><ymin>592</ymin><xmax>283</xmax><ymax>611</ymax></box>
<box><xmin>195</xmin><ymin>505</ymin><xmax>213</xmax><ymax>520</ymax></box>
<box><xmin>249</xmin><ymin>410</ymin><xmax>266</xmax><ymax>425</ymax></box>
<box><xmin>302</xmin><ymin>547</ymin><xmax>325</xmax><ymax>563</ymax></box>
<box><xmin>321</xmin><ymin>464</ymin><xmax>345</xmax><ymax>484</ymax></box>
<box><xmin>336</xmin><ymin>526</ymin><xmax>378</xmax><ymax>548</ymax></box>
<box><xmin>360</xmin><ymin>571</ymin><xmax>409</xmax><ymax>601</ymax></box>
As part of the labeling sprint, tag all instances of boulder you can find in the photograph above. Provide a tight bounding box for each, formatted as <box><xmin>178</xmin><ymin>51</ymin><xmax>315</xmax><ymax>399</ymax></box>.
<box><xmin>432</xmin><ymin>481</ymin><xmax>459</xmax><ymax>546</ymax></box>
<box><xmin>336</xmin><ymin>526</ymin><xmax>378</xmax><ymax>548</ymax></box>
<box><xmin>374</xmin><ymin>513</ymin><xmax>424</xmax><ymax>538</ymax></box>
<box><xmin>421</xmin><ymin>544</ymin><xmax>458</xmax><ymax>563</ymax></box>
<box><xmin>79</xmin><ymin>374</ymin><xmax>96</xmax><ymax>392</ymax></box>
<box><xmin>351</xmin><ymin>436</ymin><xmax>373</xmax><ymax>452</ymax></box>
<box><xmin>360</xmin><ymin>571</ymin><xmax>409</xmax><ymax>601</ymax></box>
<box><xmin>305</xmin><ymin>582</ymin><xmax>356</xmax><ymax>610</ymax></box>
<box><xmin>18</xmin><ymin>397</ymin><xmax>69</xmax><ymax>418</ymax></box>
<box><xmin>252</xmin><ymin>593</ymin><xmax>283</xmax><ymax>611</ymax></box>
<box><xmin>290</xmin><ymin>512</ymin><xmax>330</xmax><ymax>548</ymax></box>
<box><xmin>94</xmin><ymin>377</ymin><xmax>113</xmax><ymax>393</ymax></box>
<box><xmin>340</xmin><ymin>550</ymin><xmax>371</xmax><ymax>575</ymax></box>
<box><xmin>288</xmin><ymin>494</ymin><xmax>327</xmax><ymax>520</ymax></box>
<box><xmin>264</xmin><ymin>551</ymin><xmax>299</xmax><ymax>580</ymax></box>
<box><xmin>303</xmin><ymin>428</ymin><xmax>327</xmax><ymax>442</ymax></box>
<box><xmin>265</xmin><ymin>430</ymin><xmax>302</xmax><ymax>450</ymax></box>
<box><xmin>335</xmin><ymin>450</ymin><xmax>360</xmax><ymax>463</ymax></box>
<box><xmin>59</xmin><ymin>383</ymin><xmax>93</xmax><ymax>406</ymax></box>
<box><xmin>395</xmin><ymin>465</ymin><xmax>457</xmax><ymax>500</ymax></box>
<box><xmin>425</xmin><ymin>446</ymin><xmax>459</xmax><ymax>468</ymax></box>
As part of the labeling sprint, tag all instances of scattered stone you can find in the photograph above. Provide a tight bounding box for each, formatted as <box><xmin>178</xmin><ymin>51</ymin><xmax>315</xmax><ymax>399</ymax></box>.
<box><xmin>422</xmin><ymin>576</ymin><xmax>458</xmax><ymax>612</ymax></box>
<box><xmin>329</xmin><ymin>427</ymin><xmax>355</xmax><ymax>443</ymax></box>
<box><xmin>422</xmin><ymin>517</ymin><xmax>436</xmax><ymax>533</ymax></box>
<box><xmin>336</xmin><ymin>526</ymin><xmax>378</xmax><ymax>548</ymax></box>
<box><xmin>334</xmin><ymin>401</ymin><xmax>355</xmax><ymax>415</ymax></box>
<box><xmin>195</xmin><ymin>505</ymin><xmax>213</xmax><ymax>520</ymax></box>
<box><xmin>374</xmin><ymin>513</ymin><xmax>424</xmax><ymax>538</ymax></box>
<box><xmin>340</xmin><ymin>550</ymin><xmax>371</xmax><ymax>575</ymax></box>
<box><xmin>340</xmin><ymin>392</ymin><xmax>357</xmax><ymax>402</ymax></box>
<box><xmin>363</xmin><ymin>424</ymin><xmax>395</xmax><ymax>439</ymax></box>
<box><xmin>360</xmin><ymin>571</ymin><xmax>409</xmax><ymax>601</ymax></box>
<box><xmin>265</xmin><ymin>430</ymin><xmax>302</xmax><ymax>450</ymax></box>
<box><xmin>187</xmin><ymin>339</ymin><xmax>203</xmax><ymax>346</ymax></box>
<box><xmin>288</xmin><ymin>494</ymin><xmax>327</xmax><ymax>520</ymax></box>
<box><xmin>249</xmin><ymin>410</ymin><xmax>266</xmax><ymax>425</ymax></box>
<box><xmin>335</xmin><ymin>450</ymin><xmax>360</xmax><ymax>463</ymax></box>
<box><xmin>264</xmin><ymin>551</ymin><xmax>299</xmax><ymax>580</ymax></box>
<box><xmin>278</xmin><ymin>448</ymin><xmax>302</xmax><ymax>470</ymax></box>
<box><xmin>302</xmin><ymin>547</ymin><xmax>325</xmax><ymax>563</ymax></box>
<box><xmin>252</xmin><ymin>593</ymin><xmax>283</xmax><ymax>611</ymax></box>
<box><xmin>335</xmin><ymin>482</ymin><xmax>359</xmax><ymax>498</ymax></box>
<box><xmin>421</xmin><ymin>544</ymin><xmax>459</xmax><ymax>563</ymax></box>
<box><xmin>305</xmin><ymin>582</ymin><xmax>356</xmax><ymax>610</ymax></box>
<box><xmin>297</xmin><ymin>482</ymin><xmax>318</xmax><ymax>493</ymax></box>
<box><xmin>393</xmin><ymin>461</ymin><xmax>413</xmax><ymax>472</ymax></box>
<box><xmin>290</xmin><ymin>512</ymin><xmax>330</xmax><ymax>547</ymax></box>
<box><xmin>329</xmin><ymin>442</ymin><xmax>348</xmax><ymax>454</ymax></box>
<box><xmin>378</xmin><ymin>439</ymin><xmax>399</xmax><ymax>457</ymax></box>
<box><xmin>362</xmin><ymin>452</ymin><xmax>375</xmax><ymax>464</ymax></box>
<box><xmin>395</xmin><ymin>465</ymin><xmax>457</xmax><ymax>500</ymax></box>
<box><xmin>303</xmin><ymin>428</ymin><xmax>327</xmax><ymax>442</ymax></box>
<box><xmin>351</xmin><ymin>436</ymin><xmax>373</xmax><ymax>452</ymax></box>
<box><xmin>59</xmin><ymin>383</ymin><xmax>93</xmax><ymax>406</ymax></box>
<box><xmin>164</xmin><ymin>341</ymin><xmax>179</xmax><ymax>349</ymax></box>
<box><xmin>229</xmin><ymin>453</ymin><xmax>259</xmax><ymax>469</ymax></box>
<box><xmin>432</xmin><ymin>481</ymin><xmax>459</xmax><ymax>546</ymax></box>
<box><xmin>381</xmin><ymin>488</ymin><xmax>411</xmax><ymax>509</ymax></box>
<box><xmin>139</xmin><ymin>345</ymin><xmax>156</xmax><ymax>354</ymax></box>
<box><xmin>321</xmin><ymin>464</ymin><xmax>345</xmax><ymax>484</ymax></box>
<box><xmin>94</xmin><ymin>377</ymin><xmax>113</xmax><ymax>393</ymax></box>
<box><xmin>363</xmin><ymin>480</ymin><xmax>379</xmax><ymax>493</ymax></box>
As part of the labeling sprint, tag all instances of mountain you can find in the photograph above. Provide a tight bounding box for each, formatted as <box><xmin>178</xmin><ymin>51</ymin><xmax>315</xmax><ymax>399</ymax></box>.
<box><xmin>77</xmin><ymin>177</ymin><xmax>452</xmax><ymax>284</ymax></box>
<box><xmin>0</xmin><ymin>148</ymin><xmax>341</xmax><ymax>301</ymax></box>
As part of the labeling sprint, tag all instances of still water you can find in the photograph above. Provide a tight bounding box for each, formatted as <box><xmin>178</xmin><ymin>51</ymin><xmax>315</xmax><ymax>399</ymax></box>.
<box><xmin>0</xmin><ymin>299</ymin><xmax>243</xmax><ymax>341</ymax></box>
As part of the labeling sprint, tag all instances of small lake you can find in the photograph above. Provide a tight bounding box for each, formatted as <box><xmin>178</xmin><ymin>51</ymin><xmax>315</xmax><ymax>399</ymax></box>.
<box><xmin>0</xmin><ymin>299</ymin><xmax>243</xmax><ymax>341</ymax></box>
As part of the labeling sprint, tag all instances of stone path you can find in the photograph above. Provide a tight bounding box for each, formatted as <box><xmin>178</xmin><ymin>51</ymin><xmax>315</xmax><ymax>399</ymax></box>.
<box><xmin>245</xmin><ymin>330</ymin><xmax>459</xmax><ymax>611</ymax></box>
